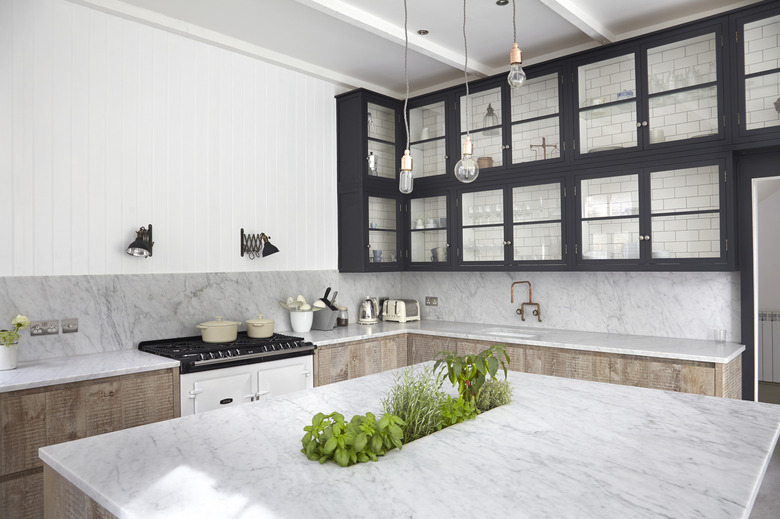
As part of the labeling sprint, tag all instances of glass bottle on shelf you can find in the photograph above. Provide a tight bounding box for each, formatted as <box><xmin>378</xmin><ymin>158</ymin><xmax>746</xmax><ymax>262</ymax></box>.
<box><xmin>367</xmin><ymin>196</ymin><xmax>398</xmax><ymax>265</ymax></box>
<box><xmin>366</xmin><ymin>102</ymin><xmax>397</xmax><ymax>179</ymax></box>
<box><xmin>410</xmin><ymin>196</ymin><xmax>448</xmax><ymax>263</ymax></box>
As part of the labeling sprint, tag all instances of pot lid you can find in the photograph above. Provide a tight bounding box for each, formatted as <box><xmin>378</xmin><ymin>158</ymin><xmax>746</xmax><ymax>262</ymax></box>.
<box><xmin>246</xmin><ymin>314</ymin><xmax>274</xmax><ymax>325</ymax></box>
<box><xmin>199</xmin><ymin>316</ymin><xmax>240</xmax><ymax>328</ymax></box>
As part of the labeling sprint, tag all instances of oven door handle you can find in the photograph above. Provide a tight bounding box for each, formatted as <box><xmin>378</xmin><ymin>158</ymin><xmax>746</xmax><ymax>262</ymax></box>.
<box><xmin>188</xmin><ymin>388</ymin><xmax>204</xmax><ymax>399</ymax></box>
<box><xmin>255</xmin><ymin>390</ymin><xmax>271</xmax><ymax>399</ymax></box>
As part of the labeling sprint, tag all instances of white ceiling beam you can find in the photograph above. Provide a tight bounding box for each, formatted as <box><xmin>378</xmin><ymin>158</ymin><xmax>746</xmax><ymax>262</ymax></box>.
<box><xmin>64</xmin><ymin>0</ymin><xmax>397</xmax><ymax>96</ymax></box>
<box><xmin>538</xmin><ymin>0</ymin><xmax>615</xmax><ymax>44</ymax></box>
<box><xmin>294</xmin><ymin>0</ymin><xmax>493</xmax><ymax>77</ymax></box>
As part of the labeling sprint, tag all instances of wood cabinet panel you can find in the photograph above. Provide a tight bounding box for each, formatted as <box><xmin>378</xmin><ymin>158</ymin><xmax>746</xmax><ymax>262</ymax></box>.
<box><xmin>315</xmin><ymin>336</ymin><xmax>410</xmax><ymax>386</ymax></box>
<box><xmin>1</xmin><ymin>368</ymin><xmax>177</xmax><ymax>519</ymax></box>
<box><xmin>407</xmin><ymin>335</ymin><xmax>450</xmax><ymax>364</ymax></box>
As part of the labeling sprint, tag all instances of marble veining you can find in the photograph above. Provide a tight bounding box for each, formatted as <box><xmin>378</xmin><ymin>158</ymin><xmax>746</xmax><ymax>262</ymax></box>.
<box><xmin>40</xmin><ymin>364</ymin><xmax>780</xmax><ymax>519</ymax></box>
<box><xmin>0</xmin><ymin>350</ymin><xmax>178</xmax><ymax>393</ymax></box>
<box><xmin>0</xmin><ymin>270</ymin><xmax>739</xmax><ymax>362</ymax></box>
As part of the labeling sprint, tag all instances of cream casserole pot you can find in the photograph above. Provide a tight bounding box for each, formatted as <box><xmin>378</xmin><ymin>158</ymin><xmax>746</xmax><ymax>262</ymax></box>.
<box><xmin>245</xmin><ymin>314</ymin><xmax>274</xmax><ymax>338</ymax></box>
<box><xmin>197</xmin><ymin>317</ymin><xmax>240</xmax><ymax>343</ymax></box>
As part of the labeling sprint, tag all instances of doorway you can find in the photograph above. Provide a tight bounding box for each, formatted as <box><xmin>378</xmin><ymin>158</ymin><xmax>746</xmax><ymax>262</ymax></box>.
<box><xmin>738</xmin><ymin>149</ymin><xmax>780</xmax><ymax>402</ymax></box>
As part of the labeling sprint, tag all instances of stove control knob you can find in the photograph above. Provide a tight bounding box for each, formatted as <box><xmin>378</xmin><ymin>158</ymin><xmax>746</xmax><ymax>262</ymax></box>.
<box><xmin>209</xmin><ymin>352</ymin><xmax>216</xmax><ymax>359</ymax></box>
<box><xmin>235</xmin><ymin>349</ymin><xmax>241</xmax><ymax>356</ymax></box>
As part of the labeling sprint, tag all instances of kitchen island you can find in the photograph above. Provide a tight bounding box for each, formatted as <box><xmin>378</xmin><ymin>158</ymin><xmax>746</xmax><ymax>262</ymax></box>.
<box><xmin>41</xmin><ymin>363</ymin><xmax>779</xmax><ymax>519</ymax></box>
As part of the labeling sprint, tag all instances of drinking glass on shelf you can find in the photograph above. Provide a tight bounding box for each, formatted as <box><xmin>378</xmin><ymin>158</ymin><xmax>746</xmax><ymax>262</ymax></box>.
<box><xmin>494</xmin><ymin>204</ymin><xmax>503</xmax><ymax>222</ymax></box>
<box><xmin>475</xmin><ymin>206</ymin><xmax>484</xmax><ymax>224</ymax></box>
<box><xmin>484</xmin><ymin>205</ymin><xmax>493</xmax><ymax>223</ymax></box>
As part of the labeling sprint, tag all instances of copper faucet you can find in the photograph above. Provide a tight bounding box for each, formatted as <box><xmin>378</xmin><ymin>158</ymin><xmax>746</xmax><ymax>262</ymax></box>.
<box><xmin>511</xmin><ymin>281</ymin><xmax>541</xmax><ymax>322</ymax></box>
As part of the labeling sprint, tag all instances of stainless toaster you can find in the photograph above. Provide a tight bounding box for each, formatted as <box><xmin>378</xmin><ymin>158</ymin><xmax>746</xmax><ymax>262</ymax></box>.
<box><xmin>382</xmin><ymin>299</ymin><xmax>420</xmax><ymax>322</ymax></box>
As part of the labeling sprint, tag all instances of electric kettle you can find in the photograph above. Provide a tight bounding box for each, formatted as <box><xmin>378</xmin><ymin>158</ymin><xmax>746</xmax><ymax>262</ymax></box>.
<box><xmin>358</xmin><ymin>296</ymin><xmax>379</xmax><ymax>325</ymax></box>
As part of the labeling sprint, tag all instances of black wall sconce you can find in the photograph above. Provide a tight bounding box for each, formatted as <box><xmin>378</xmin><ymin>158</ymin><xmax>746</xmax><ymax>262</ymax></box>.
<box><xmin>126</xmin><ymin>225</ymin><xmax>153</xmax><ymax>258</ymax></box>
<box><xmin>241</xmin><ymin>228</ymin><xmax>279</xmax><ymax>259</ymax></box>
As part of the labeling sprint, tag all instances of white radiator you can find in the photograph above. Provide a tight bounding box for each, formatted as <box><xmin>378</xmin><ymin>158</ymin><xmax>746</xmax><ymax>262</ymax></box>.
<box><xmin>759</xmin><ymin>312</ymin><xmax>780</xmax><ymax>383</ymax></box>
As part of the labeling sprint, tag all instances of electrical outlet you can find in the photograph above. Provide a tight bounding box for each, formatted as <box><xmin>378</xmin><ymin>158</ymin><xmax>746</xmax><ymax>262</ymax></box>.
<box><xmin>30</xmin><ymin>320</ymin><xmax>59</xmax><ymax>336</ymax></box>
<box><xmin>61</xmin><ymin>318</ymin><xmax>78</xmax><ymax>333</ymax></box>
<box><xmin>425</xmin><ymin>296</ymin><xmax>438</xmax><ymax>306</ymax></box>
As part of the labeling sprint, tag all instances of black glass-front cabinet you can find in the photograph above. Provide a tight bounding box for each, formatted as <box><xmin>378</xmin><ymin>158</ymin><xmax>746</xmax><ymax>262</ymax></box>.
<box><xmin>336</xmin><ymin>1</ymin><xmax>778</xmax><ymax>273</ymax></box>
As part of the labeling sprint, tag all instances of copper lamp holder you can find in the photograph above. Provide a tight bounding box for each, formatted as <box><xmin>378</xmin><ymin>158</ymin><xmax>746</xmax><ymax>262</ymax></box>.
<box><xmin>510</xmin><ymin>43</ymin><xmax>522</xmax><ymax>65</ymax></box>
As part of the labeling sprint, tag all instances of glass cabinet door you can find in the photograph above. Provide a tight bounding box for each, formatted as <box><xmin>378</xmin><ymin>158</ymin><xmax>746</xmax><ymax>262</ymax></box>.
<box><xmin>649</xmin><ymin>164</ymin><xmax>721</xmax><ymax>259</ymax></box>
<box><xmin>460</xmin><ymin>86</ymin><xmax>504</xmax><ymax>169</ymax></box>
<box><xmin>511</xmin><ymin>182</ymin><xmax>563</xmax><ymax>261</ymax></box>
<box><xmin>646</xmin><ymin>32</ymin><xmax>719</xmax><ymax>144</ymax></box>
<box><xmin>742</xmin><ymin>13</ymin><xmax>780</xmax><ymax>132</ymax></box>
<box><xmin>510</xmin><ymin>73</ymin><xmax>562</xmax><ymax>165</ymax></box>
<box><xmin>409</xmin><ymin>101</ymin><xmax>447</xmax><ymax>179</ymax></box>
<box><xmin>409</xmin><ymin>196</ymin><xmax>448</xmax><ymax>264</ymax></box>
<box><xmin>577</xmin><ymin>54</ymin><xmax>638</xmax><ymax>154</ymax></box>
<box><xmin>367</xmin><ymin>196</ymin><xmax>398</xmax><ymax>264</ymax></box>
<box><xmin>366</xmin><ymin>102</ymin><xmax>397</xmax><ymax>179</ymax></box>
<box><xmin>580</xmin><ymin>175</ymin><xmax>640</xmax><ymax>260</ymax></box>
<box><xmin>461</xmin><ymin>189</ymin><xmax>505</xmax><ymax>263</ymax></box>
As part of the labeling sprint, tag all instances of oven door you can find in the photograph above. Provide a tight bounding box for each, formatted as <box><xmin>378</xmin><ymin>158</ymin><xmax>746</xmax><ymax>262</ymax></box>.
<box><xmin>254</xmin><ymin>355</ymin><xmax>314</xmax><ymax>400</ymax></box>
<box><xmin>181</xmin><ymin>367</ymin><xmax>254</xmax><ymax>416</ymax></box>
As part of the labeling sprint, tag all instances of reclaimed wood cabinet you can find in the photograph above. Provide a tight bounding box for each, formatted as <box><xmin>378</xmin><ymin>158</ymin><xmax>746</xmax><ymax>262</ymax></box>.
<box><xmin>314</xmin><ymin>335</ymin><xmax>408</xmax><ymax>386</ymax></box>
<box><xmin>0</xmin><ymin>368</ymin><xmax>179</xmax><ymax>519</ymax></box>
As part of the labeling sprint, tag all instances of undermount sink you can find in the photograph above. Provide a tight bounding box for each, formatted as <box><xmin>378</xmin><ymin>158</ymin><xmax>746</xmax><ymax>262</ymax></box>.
<box><xmin>477</xmin><ymin>327</ymin><xmax>539</xmax><ymax>339</ymax></box>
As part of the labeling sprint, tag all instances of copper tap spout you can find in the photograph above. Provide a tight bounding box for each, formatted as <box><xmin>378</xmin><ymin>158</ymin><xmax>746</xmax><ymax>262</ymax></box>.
<box><xmin>511</xmin><ymin>281</ymin><xmax>542</xmax><ymax>322</ymax></box>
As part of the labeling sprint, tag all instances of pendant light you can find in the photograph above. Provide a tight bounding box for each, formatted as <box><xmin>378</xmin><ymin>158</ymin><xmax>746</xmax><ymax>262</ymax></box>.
<box><xmin>507</xmin><ymin>0</ymin><xmax>526</xmax><ymax>89</ymax></box>
<box><xmin>398</xmin><ymin>0</ymin><xmax>414</xmax><ymax>194</ymax></box>
<box><xmin>454</xmin><ymin>0</ymin><xmax>479</xmax><ymax>184</ymax></box>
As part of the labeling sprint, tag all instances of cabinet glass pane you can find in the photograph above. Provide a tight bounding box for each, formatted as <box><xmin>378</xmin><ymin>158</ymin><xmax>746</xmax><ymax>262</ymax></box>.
<box><xmin>744</xmin><ymin>14</ymin><xmax>780</xmax><ymax>76</ymax></box>
<box><xmin>462</xmin><ymin>190</ymin><xmax>503</xmax><ymax>226</ymax></box>
<box><xmin>367</xmin><ymin>103</ymin><xmax>395</xmax><ymax>142</ymax></box>
<box><xmin>410</xmin><ymin>140</ymin><xmax>446</xmax><ymax>178</ymax></box>
<box><xmin>647</xmin><ymin>33</ymin><xmax>717</xmax><ymax>95</ymax></box>
<box><xmin>650</xmin><ymin>165</ymin><xmax>719</xmax><ymax>214</ymax></box>
<box><xmin>511</xmin><ymin>118</ymin><xmax>561</xmax><ymax>164</ymax></box>
<box><xmin>513</xmin><ymin>223</ymin><xmax>562</xmax><ymax>261</ymax></box>
<box><xmin>581</xmin><ymin>175</ymin><xmax>639</xmax><ymax>218</ymax></box>
<box><xmin>512</xmin><ymin>183</ymin><xmax>561</xmax><ymax>223</ymax></box>
<box><xmin>578</xmin><ymin>54</ymin><xmax>636</xmax><ymax>108</ymax></box>
<box><xmin>368</xmin><ymin>197</ymin><xmax>396</xmax><ymax>264</ymax></box>
<box><xmin>648</xmin><ymin>87</ymin><xmax>718</xmax><ymax>143</ymax></box>
<box><xmin>651</xmin><ymin>214</ymin><xmax>720</xmax><ymax>259</ymax></box>
<box><xmin>410</xmin><ymin>102</ymin><xmax>445</xmax><ymax>141</ymax></box>
<box><xmin>582</xmin><ymin>218</ymin><xmax>640</xmax><ymax>260</ymax></box>
<box><xmin>578</xmin><ymin>102</ymin><xmax>637</xmax><ymax>153</ymax></box>
<box><xmin>366</xmin><ymin>141</ymin><xmax>396</xmax><ymax>179</ymax></box>
<box><xmin>411</xmin><ymin>230</ymin><xmax>448</xmax><ymax>263</ymax></box>
<box><xmin>410</xmin><ymin>196</ymin><xmax>447</xmax><ymax>230</ymax></box>
<box><xmin>460</xmin><ymin>87</ymin><xmax>502</xmax><ymax>131</ymax></box>
<box><xmin>511</xmin><ymin>73</ymin><xmax>559</xmax><ymax>121</ymax></box>
<box><xmin>745</xmin><ymin>72</ymin><xmax>780</xmax><ymax>130</ymax></box>
<box><xmin>462</xmin><ymin>227</ymin><xmax>504</xmax><ymax>262</ymax></box>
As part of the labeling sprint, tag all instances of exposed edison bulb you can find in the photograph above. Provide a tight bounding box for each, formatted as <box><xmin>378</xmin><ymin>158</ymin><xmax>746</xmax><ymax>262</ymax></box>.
<box><xmin>399</xmin><ymin>149</ymin><xmax>414</xmax><ymax>194</ymax></box>
<box><xmin>454</xmin><ymin>136</ymin><xmax>479</xmax><ymax>183</ymax></box>
<box><xmin>508</xmin><ymin>43</ymin><xmax>526</xmax><ymax>89</ymax></box>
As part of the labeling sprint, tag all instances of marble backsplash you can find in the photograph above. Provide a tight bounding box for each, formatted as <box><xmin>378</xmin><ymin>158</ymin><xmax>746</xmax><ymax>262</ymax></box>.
<box><xmin>0</xmin><ymin>270</ymin><xmax>739</xmax><ymax>362</ymax></box>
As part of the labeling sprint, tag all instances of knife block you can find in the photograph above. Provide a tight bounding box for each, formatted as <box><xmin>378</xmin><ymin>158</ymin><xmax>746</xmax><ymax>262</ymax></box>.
<box><xmin>311</xmin><ymin>309</ymin><xmax>338</xmax><ymax>330</ymax></box>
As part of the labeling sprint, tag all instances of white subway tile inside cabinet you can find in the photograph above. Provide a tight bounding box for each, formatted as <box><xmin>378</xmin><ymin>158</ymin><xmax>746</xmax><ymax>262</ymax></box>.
<box><xmin>460</xmin><ymin>87</ymin><xmax>503</xmax><ymax>167</ymax></box>
<box><xmin>580</xmin><ymin>175</ymin><xmax>639</xmax><ymax>219</ymax></box>
<box><xmin>409</xmin><ymin>101</ymin><xmax>447</xmax><ymax>179</ymax></box>
<box><xmin>368</xmin><ymin>196</ymin><xmax>397</xmax><ymax>263</ymax></box>
<box><xmin>745</xmin><ymin>72</ymin><xmax>780</xmax><ymax>131</ymax></box>
<box><xmin>462</xmin><ymin>190</ymin><xmax>504</xmax><ymax>226</ymax></box>
<box><xmin>510</xmin><ymin>73</ymin><xmax>561</xmax><ymax>165</ymax></box>
<box><xmin>578</xmin><ymin>54</ymin><xmax>636</xmax><ymax>108</ymax></box>
<box><xmin>582</xmin><ymin>218</ymin><xmax>641</xmax><ymax>260</ymax></box>
<box><xmin>410</xmin><ymin>140</ymin><xmax>446</xmax><ymax>178</ymax></box>
<box><xmin>744</xmin><ymin>14</ymin><xmax>780</xmax><ymax>76</ymax></box>
<box><xmin>648</xmin><ymin>87</ymin><xmax>718</xmax><ymax>143</ymax></box>
<box><xmin>512</xmin><ymin>183</ymin><xmax>563</xmax><ymax>262</ymax></box>
<box><xmin>410</xmin><ymin>196</ymin><xmax>447</xmax><ymax>263</ymax></box>
<box><xmin>647</xmin><ymin>33</ymin><xmax>717</xmax><ymax>95</ymax></box>
<box><xmin>366</xmin><ymin>141</ymin><xmax>396</xmax><ymax>179</ymax></box>
<box><xmin>409</xmin><ymin>101</ymin><xmax>445</xmax><ymax>140</ymax></box>
<box><xmin>366</xmin><ymin>102</ymin><xmax>396</xmax><ymax>142</ymax></box>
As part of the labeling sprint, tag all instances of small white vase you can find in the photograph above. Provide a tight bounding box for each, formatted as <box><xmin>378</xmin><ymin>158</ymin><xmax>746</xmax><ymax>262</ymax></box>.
<box><xmin>0</xmin><ymin>343</ymin><xmax>18</xmax><ymax>370</ymax></box>
<box><xmin>290</xmin><ymin>311</ymin><xmax>313</xmax><ymax>333</ymax></box>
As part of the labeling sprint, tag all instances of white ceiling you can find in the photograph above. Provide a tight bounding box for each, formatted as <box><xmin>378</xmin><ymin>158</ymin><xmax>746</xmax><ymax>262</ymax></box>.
<box><xmin>72</xmin><ymin>0</ymin><xmax>762</xmax><ymax>97</ymax></box>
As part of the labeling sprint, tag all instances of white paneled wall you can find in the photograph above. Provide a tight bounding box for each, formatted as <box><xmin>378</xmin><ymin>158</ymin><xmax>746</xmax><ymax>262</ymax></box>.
<box><xmin>0</xmin><ymin>0</ymin><xmax>340</xmax><ymax>276</ymax></box>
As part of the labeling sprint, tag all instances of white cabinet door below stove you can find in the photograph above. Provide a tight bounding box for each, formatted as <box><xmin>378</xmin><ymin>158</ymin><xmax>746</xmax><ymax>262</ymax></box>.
<box><xmin>255</xmin><ymin>356</ymin><xmax>314</xmax><ymax>400</ymax></box>
<box><xmin>187</xmin><ymin>372</ymin><xmax>254</xmax><ymax>415</ymax></box>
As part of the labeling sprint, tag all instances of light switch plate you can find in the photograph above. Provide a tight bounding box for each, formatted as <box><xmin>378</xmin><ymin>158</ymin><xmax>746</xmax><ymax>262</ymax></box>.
<box><xmin>61</xmin><ymin>318</ymin><xmax>78</xmax><ymax>333</ymax></box>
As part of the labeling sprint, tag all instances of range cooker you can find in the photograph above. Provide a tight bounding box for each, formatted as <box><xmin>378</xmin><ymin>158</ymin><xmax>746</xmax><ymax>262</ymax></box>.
<box><xmin>139</xmin><ymin>332</ymin><xmax>316</xmax><ymax>416</ymax></box>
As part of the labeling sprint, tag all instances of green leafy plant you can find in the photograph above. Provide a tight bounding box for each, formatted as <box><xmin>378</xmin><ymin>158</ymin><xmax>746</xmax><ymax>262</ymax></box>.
<box><xmin>476</xmin><ymin>379</ymin><xmax>513</xmax><ymax>412</ymax></box>
<box><xmin>433</xmin><ymin>344</ymin><xmax>510</xmax><ymax>409</ymax></box>
<box><xmin>382</xmin><ymin>366</ymin><xmax>448</xmax><ymax>443</ymax></box>
<box><xmin>300</xmin><ymin>411</ymin><xmax>405</xmax><ymax>467</ymax></box>
<box><xmin>0</xmin><ymin>315</ymin><xmax>30</xmax><ymax>348</ymax></box>
<box><xmin>438</xmin><ymin>395</ymin><xmax>477</xmax><ymax>429</ymax></box>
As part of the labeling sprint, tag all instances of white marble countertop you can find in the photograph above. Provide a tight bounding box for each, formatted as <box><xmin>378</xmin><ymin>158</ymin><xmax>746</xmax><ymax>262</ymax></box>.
<box><xmin>40</xmin><ymin>363</ymin><xmax>780</xmax><ymax>519</ymax></box>
<box><xmin>1</xmin><ymin>320</ymin><xmax>744</xmax><ymax>394</ymax></box>
<box><xmin>300</xmin><ymin>319</ymin><xmax>745</xmax><ymax>364</ymax></box>
<box><xmin>0</xmin><ymin>350</ymin><xmax>179</xmax><ymax>393</ymax></box>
